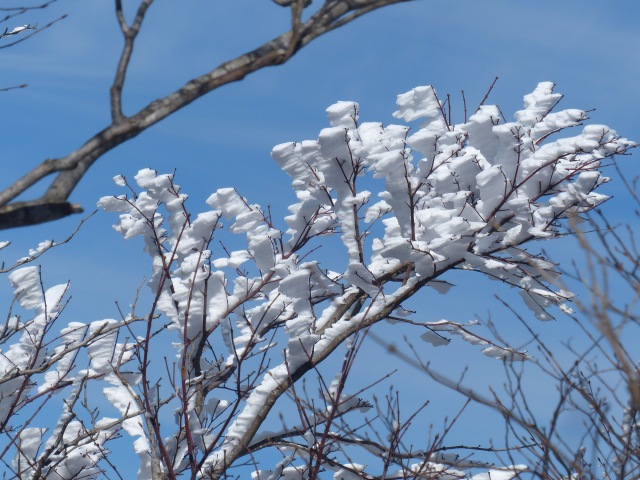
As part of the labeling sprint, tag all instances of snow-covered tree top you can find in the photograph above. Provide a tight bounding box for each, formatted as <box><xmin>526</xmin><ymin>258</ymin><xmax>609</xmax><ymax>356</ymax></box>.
<box><xmin>1</xmin><ymin>82</ymin><xmax>634</xmax><ymax>480</ymax></box>
<box><xmin>96</xmin><ymin>82</ymin><xmax>634</xmax><ymax>477</ymax></box>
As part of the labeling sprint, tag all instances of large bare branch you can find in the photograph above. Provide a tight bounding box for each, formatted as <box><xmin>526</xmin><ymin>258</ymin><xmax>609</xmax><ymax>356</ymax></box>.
<box><xmin>0</xmin><ymin>0</ymin><xmax>413</xmax><ymax>229</ymax></box>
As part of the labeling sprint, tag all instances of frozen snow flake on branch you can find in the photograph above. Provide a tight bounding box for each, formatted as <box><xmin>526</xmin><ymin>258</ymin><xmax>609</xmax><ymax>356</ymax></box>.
<box><xmin>1</xmin><ymin>24</ymin><xmax>37</xmax><ymax>38</ymax></box>
<box><xmin>470</xmin><ymin>465</ymin><xmax>528</xmax><ymax>480</ymax></box>
<box><xmin>37</xmin><ymin>322</ymin><xmax>87</xmax><ymax>393</ymax></box>
<box><xmin>0</xmin><ymin>264</ymin><xmax>138</xmax><ymax>479</ymax></box>
<box><xmin>419</xmin><ymin>319</ymin><xmax>530</xmax><ymax>361</ymax></box>
<box><xmin>326</xmin><ymin>100</ymin><xmax>359</xmax><ymax>128</ymax></box>
<box><xmin>515</xmin><ymin>81</ymin><xmax>564</xmax><ymax>127</ymax></box>
<box><xmin>273</xmin><ymin>82</ymin><xmax>634</xmax><ymax>313</ymax></box>
<box><xmin>8</xmin><ymin>265</ymin><xmax>45</xmax><ymax>309</ymax></box>
<box><xmin>90</xmin><ymin>81</ymin><xmax>637</xmax><ymax>477</ymax></box>
<box><xmin>393</xmin><ymin>85</ymin><xmax>442</xmax><ymax>125</ymax></box>
<box><xmin>0</xmin><ymin>80</ymin><xmax>633</xmax><ymax>479</ymax></box>
<box><xmin>1</xmin><ymin>269</ymin><xmax>70</xmax><ymax>404</ymax></box>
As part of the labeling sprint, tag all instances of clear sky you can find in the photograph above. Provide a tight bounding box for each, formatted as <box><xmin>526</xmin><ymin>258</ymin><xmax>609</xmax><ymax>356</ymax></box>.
<box><xmin>1</xmin><ymin>0</ymin><xmax>639</xmax><ymax>477</ymax></box>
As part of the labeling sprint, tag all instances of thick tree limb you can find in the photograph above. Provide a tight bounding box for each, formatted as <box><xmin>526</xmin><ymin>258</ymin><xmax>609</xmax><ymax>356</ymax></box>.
<box><xmin>0</xmin><ymin>200</ymin><xmax>83</xmax><ymax>229</ymax></box>
<box><xmin>0</xmin><ymin>0</ymin><xmax>413</xmax><ymax>229</ymax></box>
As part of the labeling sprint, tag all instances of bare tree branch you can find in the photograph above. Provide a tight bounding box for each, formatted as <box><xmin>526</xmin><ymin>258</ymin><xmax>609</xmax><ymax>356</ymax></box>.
<box><xmin>0</xmin><ymin>0</ymin><xmax>413</xmax><ymax>229</ymax></box>
<box><xmin>0</xmin><ymin>83</ymin><xmax>27</xmax><ymax>92</ymax></box>
<box><xmin>111</xmin><ymin>0</ymin><xmax>154</xmax><ymax>123</ymax></box>
<box><xmin>0</xmin><ymin>0</ymin><xmax>59</xmax><ymax>13</ymax></box>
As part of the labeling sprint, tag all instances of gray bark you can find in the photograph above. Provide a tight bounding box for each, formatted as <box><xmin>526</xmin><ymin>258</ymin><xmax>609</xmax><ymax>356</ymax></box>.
<box><xmin>0</xmin><ymin>0</ymin><xmax>413</xmax><ymax>229</ymax></box>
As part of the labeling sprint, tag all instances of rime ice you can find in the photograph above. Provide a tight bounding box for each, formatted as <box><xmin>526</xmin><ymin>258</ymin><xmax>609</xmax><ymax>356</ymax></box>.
<box><xmin>2</xmin><ymin>82</ymin><xmax>633</xmax><ymax>479</ymax></box>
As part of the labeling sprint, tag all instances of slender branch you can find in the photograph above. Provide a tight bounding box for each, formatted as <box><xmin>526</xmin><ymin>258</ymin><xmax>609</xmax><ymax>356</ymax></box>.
<box><xmin>0</xmin><ymin>0</ymin><xmax>59</xmax><ymax>13</ymax></box>
<box><xmin>477</xmin><ymin>75</ymin><xmax>499</xmax><ymax>110</ymax></box>
<box><xmin>368</xmin><ymin>331</ymin><xmax>576</xmax><ymax>470</ymax></box>
<box><xmin>0</xmin><ymin>83</ymin><xmax>27</xmax><ymax>92</ymax></box>
<box><xmin>110</xmin><ymin>0</ymin><xmax>154</xmax><ymax>123</ymax></box>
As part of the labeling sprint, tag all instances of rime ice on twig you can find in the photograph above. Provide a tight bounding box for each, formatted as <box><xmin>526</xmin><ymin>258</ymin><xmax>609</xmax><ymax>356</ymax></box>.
<box><xmin>101</xmin><ymin>83</ymin><xmax>633</xmax><ymax>478</ymax></box>
<box><xmin>2</xmin><ymin>82</ymin><xmax>634</xmax><ymax>479</ymax></box>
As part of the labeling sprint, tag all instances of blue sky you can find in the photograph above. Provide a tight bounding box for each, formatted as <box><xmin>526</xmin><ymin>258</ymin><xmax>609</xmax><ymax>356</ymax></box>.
<box><xmin>1</xmin><ymin>0</ymin><xmax>639</xmax><ymax>476</ymax></box>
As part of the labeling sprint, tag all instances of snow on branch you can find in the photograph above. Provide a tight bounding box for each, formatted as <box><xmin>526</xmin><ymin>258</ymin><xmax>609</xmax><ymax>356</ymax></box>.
<box><xmin>105</xmin><ymin>82</ymin><xmax>633</xmax><ymax>479</ymax></box>
<box><xmin>0</xmin><ymin>24</ymin><xmax>37</xmax><ymax>37</ymax></box>
<box><xmin>0</xmin><ymin>82</ymin><xmax>634</xmax><ymax>479</ymax></box>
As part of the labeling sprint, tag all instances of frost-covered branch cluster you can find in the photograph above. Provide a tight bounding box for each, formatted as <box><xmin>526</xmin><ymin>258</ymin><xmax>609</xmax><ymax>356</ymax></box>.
<box><xmin>0</xmin><ymin>83</ymin><xmax>635</xmax><ymax>479</ymax></box>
